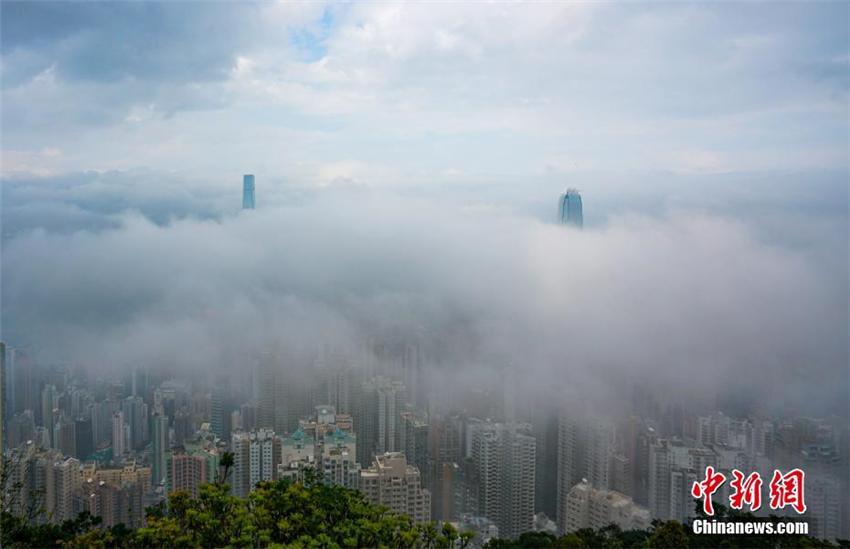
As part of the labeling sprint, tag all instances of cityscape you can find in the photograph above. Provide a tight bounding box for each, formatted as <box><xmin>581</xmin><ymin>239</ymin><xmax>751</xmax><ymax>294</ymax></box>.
<box><xmin>1</xmin><ymin>1</ymin><xmax>847</xmax><ymax>548</ymax></box>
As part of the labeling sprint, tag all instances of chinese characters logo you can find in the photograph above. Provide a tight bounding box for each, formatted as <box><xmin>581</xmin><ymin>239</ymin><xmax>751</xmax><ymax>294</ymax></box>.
<box><xmin>692</xmin><ymin>467</ymin><xmax>806</xmax><ymax>516</ymax></box>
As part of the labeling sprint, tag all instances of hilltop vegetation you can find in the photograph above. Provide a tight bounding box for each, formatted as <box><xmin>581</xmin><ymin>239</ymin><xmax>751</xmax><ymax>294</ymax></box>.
<box><xmin>2</xmin><ymin>471</ymin><xmax>847</xmax><ymax>549</ymax></box>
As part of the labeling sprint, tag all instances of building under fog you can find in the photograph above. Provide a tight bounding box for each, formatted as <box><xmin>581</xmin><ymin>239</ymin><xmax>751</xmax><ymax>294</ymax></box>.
<box><xmin>242</xmin><ymin>174</ymin><xmax>255</xmax><ymax>209</ymax></box>
<box><xmin>563</xmin><ymin>480</ymin><xmax>651</xmax><ymax>533</ymax></box>
<box><xmin>557</xmin><ymin>189</ymin><xmax>583</xmax><ymax>228</ymax></box>
<box><xmin>470</xmin><ymin>421</ymin><xmax>536</xmax><ymax>540</ymax></box>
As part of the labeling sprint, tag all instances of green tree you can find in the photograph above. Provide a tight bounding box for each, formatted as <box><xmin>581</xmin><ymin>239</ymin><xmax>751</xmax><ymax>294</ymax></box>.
<box><xmin>647</xmin><ymin>521</ymin><xmax>689</xmax><ymax>549</ymax></box>
<box><xmin>217</xmin><ymin>451</ymin><xmax>235</xmax><ymax>486</ymax></box>
<box><xmin>3</xmin><ymin>465</ymin><xmax>844</xmax><ymax>549</ymax></box>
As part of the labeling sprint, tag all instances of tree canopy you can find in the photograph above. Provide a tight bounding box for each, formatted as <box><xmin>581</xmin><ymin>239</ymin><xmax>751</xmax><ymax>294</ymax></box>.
<box><xmin>2</xmin><ymin>473</ymin><xmax>474</xmax><ymax>549</ymax></box>
<box><xmin>2</xmin><ymin>469</ymin><xmax>848</xmax><ymax>549</ymax></box>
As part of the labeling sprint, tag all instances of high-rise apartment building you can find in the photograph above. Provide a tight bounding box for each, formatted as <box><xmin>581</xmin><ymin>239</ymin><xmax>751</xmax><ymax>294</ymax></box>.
<box><xmin>355</xmin><ymin>376</ymin><xmax>407</xmax><ymax>465</ymax></box>
<box><xmin>437</xmin><ymin>458</ymin><xmax>479</xmax><ymax>522</ymax></box>
<box><xmin>111</xmin><ymin>411</ymin><xmax>127</xmax><ymax>457</ymax></box>
<box><xmin>360</xmin><ymin>452</ymin><xmax>431</xmax><ymax>524</ymax></box>
<box><xmin>256</xmin><ymin>351</ymin><xmax>277</xmax><ymax>431</ymax></box>
<box><xmin>556</xmin><ymin>410</ymin><xmax>583</xmax><ymax>533</ymax></box>
<box><xmin>256</xmin><ymin>350</ymin><xmax>310</xmax><ymax>435</ymax></box>
<box><xmin>41</xmin><ymin>384</ymin><xmax>57</xmax><ymax>448</ymax></box>
<box><xmin>54</xmin><ymin>417</ymin><xmax>76</xmax><ymax>457</ymax></box>
<box><xmin>53</xmin><ymin>456</ymin><xmax>80</xmax><ymax>523</ymax></box>
<box><xmin>6</xmin><ymin>441</ymin><xmax>38</xmax><ymax>518</ymax></box>
<box><xmin>531</xmin><ymin>403</ymin><xmax>560</xmax><ymax>521</ymax></box>
<box><xmin>470</xmin><ymin>422</ymin><xmax>536</xmax><ymax>539</ymax></box>
<box><xmin>647</xmin><ymin>439</ymin><xmax>716</xmax><ymax>523</ymax></box>
<box><xmin>399</xmin><ymin>410</ymin><xmax>430</xmax><ymax>493</ymax></box>
<box><xmin>231</xmin><ymin>428</ymin><xmax>281</xmax><ymax>498</ymax></box>
<box><xmin>122</xmin><ymin>396</ymin><xmax>147</xmax><ymax>451</ymax></box>
<box><xmin>556</xmin><ymin>411</ymin><xmax>618</xmax><ymax>533</ymax></box>
<box><xmin>584</xmin><ymin>418</ymin><xmax>616</xmax><ymax>490</ymax></box>
<box><xmin>402</xmin><ymin>344</ymin><xmax>424</xmax><ymax>410</ymax></box>
<box><xmin>557</xmin><ymin>189</ymin><xmax>583</xmax><ymax>227</ymax></box>
<box><xmin>430</xmin><ymin>414</ymin><xmax>463</xmax><ymax>520</ymax></box>
<box><xmin>7</xmin><ymin>410</ymin><xmax>35</xmax><ymax>450</ymax></box>
<box><xmin>74</xmin><ymin>417</ymin><xmax>93</xmax><ymax>461</ymax></box>
<box><xmin>563</xmin><ymin>480</ymin><xmax>651</xmax><ymax>533</ymax></box>
<box><xmin>74</xmin><ymin>478</ymin><xmax>147</xmax><ymax>529</ymax></box>
<box><xmin>151</xmin><ymin>413</ymin><xmax>170</xmax><ymax>487</ymax></box>
<box><xmin>321</xmin><ymin>428</ymin><xmax>361</xmax><ymax>490</ymax></box>
<box><xmin>1</xmin><ymin>341</ymin><xmax>6</xmax><ymax>456</ymax></box>
<box><xmin>6</xmin><ymin>442</ymin><xmax>82</xmax><ymax>525</ymax></box>
<box><xmin>74</xmin><ymin>461</ymin><xmax>151</xmax><ymax>529</ymax></box>
<box><xmin>317</xmin><ymin>358</ymin><xmax>360</xmax><ymax>415</ymax></box>
<box><xmin>278</xmin><ymin>427</ymin><xmax>316</xmax><ymax>481</ymax></box>
<box><xmin>806</xmin><ymin>474</ymin><xmax>842</xmax><ymax>541</ymax></box>
<box><xmin>166</xmin><ymin>439</ymin><xmax>220</xmax><ymax>497</ymax></box>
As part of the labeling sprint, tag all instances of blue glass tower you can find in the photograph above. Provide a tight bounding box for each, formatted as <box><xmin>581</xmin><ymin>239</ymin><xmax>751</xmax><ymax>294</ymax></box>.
<box><xmin>557</xmin><ymin>188</ymin><xmax>583</xmax><ymax>228</ymax></box>
<box><xmin>242</xmin><ymin>174</ymin><xmax>255</xmax><ymax>209</ymax></box>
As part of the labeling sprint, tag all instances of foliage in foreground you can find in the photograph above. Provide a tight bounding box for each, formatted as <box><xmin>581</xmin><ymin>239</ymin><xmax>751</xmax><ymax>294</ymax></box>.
<box><xmin>3</xmin><ymin>475</ymin><xmax>849</xmax><ymax>549</ymax></box>
<box><xmin>2</xmin><ymin>477</ymin><xmax>474</xmax><ymax>549</ymax></box>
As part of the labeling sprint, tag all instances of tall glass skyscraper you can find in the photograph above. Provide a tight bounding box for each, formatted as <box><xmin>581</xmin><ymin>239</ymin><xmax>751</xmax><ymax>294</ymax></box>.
<box><xmin>242</xmin><ymin>174</ymin><xmax>255</xmax><ymax>209</ymax></box>
<box><xmin>557</xmin><ymin>189</ymin><xmax>583</xmax><ymax>228</ymax></box>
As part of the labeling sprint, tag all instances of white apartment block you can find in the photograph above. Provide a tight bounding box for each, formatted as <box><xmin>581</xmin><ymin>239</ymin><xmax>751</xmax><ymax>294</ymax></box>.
<box><xmin>231</xmin><ymin>428</ymin><xmax>281</xmax><ymax>498</ymax></box>
<box><xmin>360</xmin><ymin>452</ymin><xmax>430</xmax><ymax>524</ymax></box>
<box><xmin>471</xmin><ymin>421</ymin><xmax>536</xmax><ymax>539</ymax></box>
<box><xmin>564</xmin><ymin>480</ymin><xmax>651</xmax><ymax>533</ymax></box>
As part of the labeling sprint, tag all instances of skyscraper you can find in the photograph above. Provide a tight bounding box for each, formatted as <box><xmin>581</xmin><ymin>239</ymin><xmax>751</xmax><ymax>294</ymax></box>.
<box><xmin>399</xmin><ymin>410</ymin><xmax>430</xmax><ymax>492</ymax></box>
<box><xmin>231</xmin><ymin>428</ymin><xmax>281</xmax><ymax>498</ymax></box>
<box><xmin>112</xmin><ymin>411</ymin><xmax>126</xmax><ymax>457</ymax></box>
<box><xmin>584</xmin><ymin>418</ymin><xmax>616</xmax><ymax>490</ymax></box>
<box><xmin>470</xmin><ymin>421</ymin><xmax>536</xmax><ymax>539</ymax></box>
<box><xmin>73</xmin><ymin>417</ymin><xmax>93</xmax><ymax>461</ymax></box>
<box><xmin>122</xmin><ymin>396</ymin><xmax>147</xmax><ymax>450</ymax></box>
<box><xmin>431</xmin><ymin>414</ymin><xmax>464</xmax><ymax>520</ymax></box>
<box><xmin>242</xmin><ymin>174</ymin><xmax>255</xmax><ymax>209</ymax></box>
<box><xmin>53</xmin><ymin>456</ymin><xmax>80</xmax><ymax>523</ymax></box>
<box><xmin>1</xmin><ymin>341</ymin><xmax>5</xmax><ymax>457</ymax></box>
<box><xmin>54</xmin><ymin>417</ymin><xmax>76</xmax><ymax>457</ymax></box>
<box><xmin>41</xmin><ymin>384</ymin><xmax>57</xmax><ymax>448</ymax></box>
<box><xmin>647</xmin><ymin>438</ymin><xmax>716</xmax><ymax>523</ymax></box>
<box><xmin>557</xmin><ymin>188</ymin><xmax>583</xmax><ymax>228</ymax></box>
<box><xmin>151</xmin><ymin>413</ymin><xmax>169</xmax><ymax>487</ymax></box>
<box><xmin>556</xmin><ymin>410</ymin><xmax>584</xmax><ymax>533</ymax></box>
<box><xmin>355</xmin><ymin>376</ymin><xmax>407</xmax><ymax>465</ymax></box>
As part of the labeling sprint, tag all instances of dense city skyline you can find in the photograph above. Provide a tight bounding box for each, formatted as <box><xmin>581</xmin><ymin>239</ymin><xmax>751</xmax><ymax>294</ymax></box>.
<box><xmin>0</xmin><ymin>1</ymin><xmax>847</xmax><ymax>546</ymax></box>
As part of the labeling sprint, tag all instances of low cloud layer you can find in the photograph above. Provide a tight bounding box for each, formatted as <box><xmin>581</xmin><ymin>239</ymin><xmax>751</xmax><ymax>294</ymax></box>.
<box><xmin>2</xmin><ymin>188</ymin><xmax>846</xmax><ymax>416</ymax></box>
<box><xmin>1</xmin><ymin>1</ymin><xmax>846</xmax><ymax>420</ymax></box>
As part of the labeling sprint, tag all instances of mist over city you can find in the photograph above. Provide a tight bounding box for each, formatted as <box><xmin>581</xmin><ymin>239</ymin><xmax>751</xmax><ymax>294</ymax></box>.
<box><xmin>1</xmin><ymin>1</ymin><xmax>847</xmax><ymax>547</ymax></box>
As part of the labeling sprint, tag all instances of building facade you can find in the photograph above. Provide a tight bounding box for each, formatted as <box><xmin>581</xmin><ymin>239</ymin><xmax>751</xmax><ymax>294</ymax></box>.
<box><xmin>360</xmin><ymin>452</ymin><xmax>430</xmax><ymax>524</ymax></box>
<box><xmin>557</xmin><ymin>189</ymin><xmax>583</xmax><ymax>228</ymax></box>
<box><xmin>563</xmin><ymin>480</ymin><xmax>651</xmax><ymax>533</ymax></box>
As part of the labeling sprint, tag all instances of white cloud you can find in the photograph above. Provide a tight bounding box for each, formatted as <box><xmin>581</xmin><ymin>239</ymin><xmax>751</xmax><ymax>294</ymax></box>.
<box><xmin>1</xmin><ymin>2</ymin><xmax>846</xmax><ymax>181</ymax></box>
